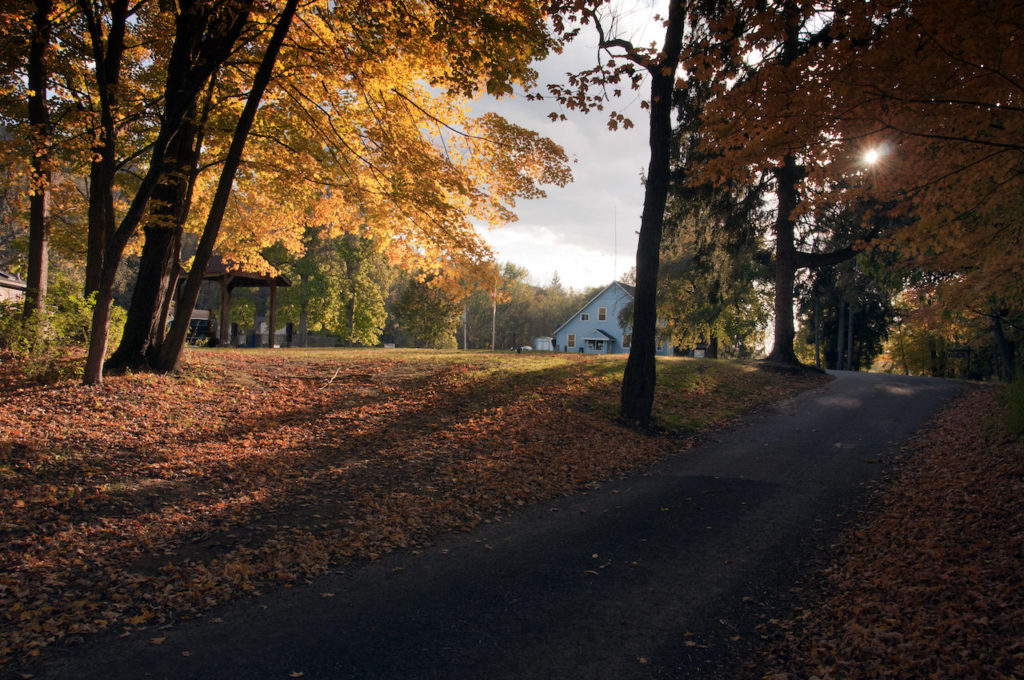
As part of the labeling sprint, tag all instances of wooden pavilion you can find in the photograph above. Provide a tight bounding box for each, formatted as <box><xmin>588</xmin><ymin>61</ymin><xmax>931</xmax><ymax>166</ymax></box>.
<box><xmin>203</xmin><ymin>255</ymin><xmax>291</xmax><ymax>347</ymax></box>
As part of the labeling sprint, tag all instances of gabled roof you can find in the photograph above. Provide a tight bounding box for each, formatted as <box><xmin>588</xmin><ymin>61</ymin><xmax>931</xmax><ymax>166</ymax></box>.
<box><xmin>582</xmin><ymin>329</ymin><xmax>617</xmax><ymax>341</ymax></box>
<box><xmin>552</xmin><ymin>281</ymin><xmax>633</xmax><ymax>337</ymax></box>
<box><xmin>203</xmin><ymin>255</ymin><xmax>291</xmax><ymax>288</ymax></box>
<box><xmin>0</xmin><ymin>270</ymin><xmax>27</xmax><ymax>291</ymax></box>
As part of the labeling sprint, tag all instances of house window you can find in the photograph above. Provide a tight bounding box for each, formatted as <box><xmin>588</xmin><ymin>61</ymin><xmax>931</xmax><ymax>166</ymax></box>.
<box><xmin>580</xmin><ymin>313</ymin><xmax>589</xmax><ymax>321</ymax></box>
<box><xmin>567</xmin><ymin>334</ymin><xmax>576</xmax><ymax>348</ymax></box>
<box><xmin>598</xmin><ymin>307</ymin><xmax>607</xmax><ymax>321</ymax></box>
<box><xmin>622</xmin><ymin>333</ymin><xmax>631</xmax><ymax>349</ymax></box>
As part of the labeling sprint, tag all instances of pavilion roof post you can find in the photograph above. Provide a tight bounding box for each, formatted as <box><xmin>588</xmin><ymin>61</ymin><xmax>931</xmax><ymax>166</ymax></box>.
<box><xmin>268</xmin><ymin>282</ymin><xmax>277</xmax><ymax>348</ymax></box>
<box><xmin>219</xmin><ymin>276</ymin><xmax>232</xmax><ymax>345</ymax></box>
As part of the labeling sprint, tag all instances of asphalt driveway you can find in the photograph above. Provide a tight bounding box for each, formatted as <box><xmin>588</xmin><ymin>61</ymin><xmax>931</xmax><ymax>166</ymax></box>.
<box><xmin>27</xmin><ymin>371</ymin><xmax>962</xmax><ymax>680</ymax></box>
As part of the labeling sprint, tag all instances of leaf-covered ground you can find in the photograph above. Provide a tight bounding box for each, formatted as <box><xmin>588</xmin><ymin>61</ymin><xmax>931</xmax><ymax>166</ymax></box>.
<box><xmin>753</xmin><ymin>387</ymin><xmax>1024</xmax><ymax>679</ymax></box>
<box><xmin>0</xmin><ymin>348</ymin><xmax>826</xmax><ymax>667</ymax></box>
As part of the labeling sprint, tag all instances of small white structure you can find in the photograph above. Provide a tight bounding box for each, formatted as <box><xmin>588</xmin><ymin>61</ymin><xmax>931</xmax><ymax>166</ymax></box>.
<box><xmin>533</xmin><ymin>336</ymin><xmax>554</xmax><ymax>351</ymax></box>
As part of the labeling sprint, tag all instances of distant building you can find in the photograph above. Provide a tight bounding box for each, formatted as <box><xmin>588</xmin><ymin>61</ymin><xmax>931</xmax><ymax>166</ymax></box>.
<box><xmin>552</xmin><ymin>281</ymin><xmax>672</xmax><ymax>355</ymax></box>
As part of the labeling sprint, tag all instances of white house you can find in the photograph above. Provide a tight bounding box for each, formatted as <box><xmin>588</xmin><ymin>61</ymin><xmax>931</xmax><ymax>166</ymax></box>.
<box><xmin>552</xmin><ymin>281</ymin><xmax>672</xmax><ymax>355</ymax></box>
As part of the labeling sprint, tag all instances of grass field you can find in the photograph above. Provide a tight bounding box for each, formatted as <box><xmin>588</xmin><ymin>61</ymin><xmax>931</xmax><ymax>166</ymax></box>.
<box><xmin>0</xmin><ymin>348</ymin><xmax>829</xmax><ymax>665</ymax></box>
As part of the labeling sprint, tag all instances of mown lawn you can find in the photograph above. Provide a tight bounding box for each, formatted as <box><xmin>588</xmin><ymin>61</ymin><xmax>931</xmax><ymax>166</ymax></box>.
<box><xmin>0</xmin><ymin>348</ymin><xmax>828</xmax><ymax>665</ymax></box>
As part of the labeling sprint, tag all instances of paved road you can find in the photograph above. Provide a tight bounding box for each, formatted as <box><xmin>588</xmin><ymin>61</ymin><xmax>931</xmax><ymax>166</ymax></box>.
<box><xmin>29</xmin><ymin>371</ymin><xmax>962</xmax><ymax>680</ymax></box>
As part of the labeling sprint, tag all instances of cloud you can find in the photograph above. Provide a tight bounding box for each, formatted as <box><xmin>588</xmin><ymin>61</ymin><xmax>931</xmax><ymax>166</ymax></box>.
<box><xmin>478</xmin><ymin>222</ymin><xmax>634</xmax><ymax>292</ymax></box>
<box><xmin>472</xmin><ymin>4</ymin><xmax>666</xmax><ymax>289</ymax></box>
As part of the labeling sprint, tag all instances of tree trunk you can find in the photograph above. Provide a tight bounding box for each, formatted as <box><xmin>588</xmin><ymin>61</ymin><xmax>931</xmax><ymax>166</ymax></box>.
<box><xmin>83</xmin><ymin>161</ymin><xmax>111</xmax><ymax>299</ymax></box>
<box><xmin>268</xmin><ymin>283</ymin><xmax>277</xmax><ymax>347</ymax></box>
<box><xmin>82</xmin><ymin>0</ymin><xmax>254</xmax><ymax>384</ymax></box>
<box><xmin>299</xmin><ymin>302</ymin><xmax>308</xmax><ymax>347</ymax></box>
<box><xmin>105</xmin><ymin>226</ymin><xmax>180</xmax><ymax>370</ymax></box>
<box><xmin>109</xmin><ymin>75</ymin><xmax>213</xmax><ymax>368</ymax></box>
<box><xmin>80</xmin><ymin>0</ymin><xmax>128</xmax><ymax>300</ymax></box>
<box><xmin>814</xmin><ymin>297</ymin><xmax>821</xmax><ymax>368</ymax></box>
<box><xmin>82</xmin><ymin>256</ymin><xmax>121</xmax><ymax>384</ymax></box>
<box><xmin>992</xmin><ymin>309</ymin><xmax>1016</xmax><ymax>381</ymax></box>
<box><xmin>155</xmin><ymin>0</ymin><xmax>299</xmax><ymax>372</ymax></box>
<box><xmin>620</xmin><ymin>0</ymin><xmax>686</xmax><ymax>428</ymax></box>
<box><xmin>764</xmin><ymin>155</ymin><xmax>802</xmax><ymax>366</ymax></box>
<box><xmin>346</xmin><ymin>285</ymin><xmax>357</xmax><ymax>346</ymax></box>
<box><xmin>23</xmin><ymin>0</ymin><xmax>52</xmax><ymax>321</ymax></box>
<box><xmin>155</xmin><ymin>245</ymin><xmax>180</xmax><ymax>347</ymax></box>
<box><xmin>835</xmin><ymin>300</ymin><xmax>846</xmax><ymax>370</ymax></box>
<box><xmin>846</xmin><ymin>302</ymin><xmax>854</xmax><ymax>370</ymax></box>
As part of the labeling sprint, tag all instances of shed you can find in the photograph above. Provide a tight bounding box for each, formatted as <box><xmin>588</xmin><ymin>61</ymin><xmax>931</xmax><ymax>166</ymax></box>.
<box><xmin>533</xmin><ymin>336</ymin><xmax>554</xmax><ymax>351</ymax></box>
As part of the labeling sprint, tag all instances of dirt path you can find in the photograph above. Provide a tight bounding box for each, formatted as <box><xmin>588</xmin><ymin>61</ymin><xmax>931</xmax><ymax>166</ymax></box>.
<box><xmin>23</xmin><ymin>371</ymin><xmax>962</xmax><ymax>680</ymax></box>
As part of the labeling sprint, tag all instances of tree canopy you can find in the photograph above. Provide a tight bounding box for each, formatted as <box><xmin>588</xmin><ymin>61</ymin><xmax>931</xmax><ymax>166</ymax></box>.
<box><xmin>0</xmin><ymin>0</ymin><xmax>572</xmax><ymax>382</ymax></box>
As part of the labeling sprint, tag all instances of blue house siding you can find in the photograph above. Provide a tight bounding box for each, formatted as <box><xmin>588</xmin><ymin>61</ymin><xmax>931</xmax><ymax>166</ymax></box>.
<box><xmin>552</xmin><ymin>282</ymin><xmax>672</xmax><ymax>356</ymax></box>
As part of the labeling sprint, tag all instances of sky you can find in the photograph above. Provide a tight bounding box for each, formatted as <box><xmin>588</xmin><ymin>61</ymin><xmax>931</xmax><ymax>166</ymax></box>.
<box><xmin>473</xmin><ymin>2</ymin><xmax>665</xmax><ymax>293</ymax></box>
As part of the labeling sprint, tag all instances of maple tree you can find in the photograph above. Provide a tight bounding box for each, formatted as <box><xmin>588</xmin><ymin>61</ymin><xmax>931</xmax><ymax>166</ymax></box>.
<box><xmin>697</xmin><ymin>0</ymin><xmax>1022</xmax><ymax>371</ymax></box>
<box><xmin>1</xmin><ymin>0</ymin><xmax>94</xmax><ymax>321</ymax></box>
<box><xmin>266</xmin><ymin>229</ymin><xmax>394</xmax><ymax>346</ymax></box>
<box><xmin>72</xmin><ymin>0</ymin><xmax>263</xmax><ymax>384</ymax></box>
<box><xmin>818</xmin><ymin>0</ymin><xmax>1022</xmax><ymax>306</ymax></box>
<box><xmin>87</xmin><ymin>0</ymin><xmax>570</xmax><ymax>378</ymax></box>
<box><xmin>21</xmin><ymin>0</ymin><xmax>53</xmax><ymax>319</ymax></box>
<box><xmin>391</xmin><ymin>274</ymin><xmax>464</xmax><ymax>349</ymax></box>
<box><xmin>0</xmin><ymin>0</ymin><xmax>571</xmax><ymax>379</ymax></box>
<box><xmin>873</xmin><ymin>282</ymin><xmax>1017</xmax><ymax>381</ymax></box>
<box><xmin>150</xmin><ymin>0</ymin><xmax>302</xmax><ymax>374</ymax></box>
<box><xmin>693</xmin><ymin>1</ymin><xmax>889</xmax><ymax>368</ymax></box>
<box><xmin>825</xmin><ymin>0</ymin><xmax>1024</xmax><ymax>379</ymax></box>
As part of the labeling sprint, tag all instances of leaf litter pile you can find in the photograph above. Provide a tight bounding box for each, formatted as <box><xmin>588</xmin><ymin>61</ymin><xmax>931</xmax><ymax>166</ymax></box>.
<box><xmin>0</xmin><ymin>348</ymin><xmax>826</xmax><ymax>666</ymax></box>
<box><xmin>754</xmin><ymin>387</ymin><xmax>1024</xmax><ymax>679</ymax></box>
